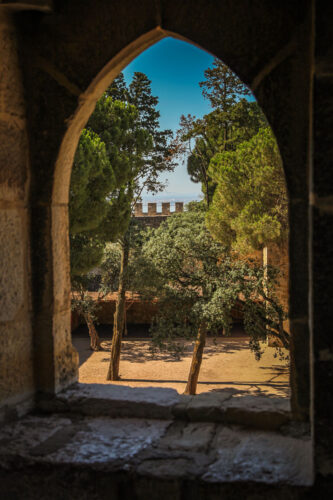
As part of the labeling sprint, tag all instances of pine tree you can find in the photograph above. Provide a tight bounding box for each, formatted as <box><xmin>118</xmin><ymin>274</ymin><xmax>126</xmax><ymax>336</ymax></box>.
<box><xmin>206</xmin><ymin>127</ymin><xmax>288</xmax><ymax>252</ymax></box>
<box><xmin>177</xmin><ymin>59</ymin><xmax>264</xmax><ymax>207</ymax></box>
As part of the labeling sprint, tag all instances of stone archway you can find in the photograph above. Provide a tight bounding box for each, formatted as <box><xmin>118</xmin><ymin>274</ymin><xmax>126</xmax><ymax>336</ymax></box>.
<box><xmin>10</xmin><ymin>1</ymin><xmax>312</xmax><ymax>421</ymax></box>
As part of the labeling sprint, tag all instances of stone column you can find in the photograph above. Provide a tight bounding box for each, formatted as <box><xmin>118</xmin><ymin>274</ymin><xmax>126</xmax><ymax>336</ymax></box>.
<box><xmin>312</xmin><ymin>1</ymin><xmax>333</xmax><ymax>477</ymax></box>
<box><xmin>0</xmin><ymin>11</ymin><xmax>34</xmax><ymax>420</ymax></box>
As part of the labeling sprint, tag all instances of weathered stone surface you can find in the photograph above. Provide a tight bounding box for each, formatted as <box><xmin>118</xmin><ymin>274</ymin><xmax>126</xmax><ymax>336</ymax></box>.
<box><xmin>223</xmin><ymin>395</ymin><xmax>290</xmax><ymax>430</ymax></box>
<box><xmin>40</xmin><ymin>383</ymin><xmax>180</xmax><ymax>420</ymax></box>
<box><xmin>0</xmin><ymin>415</ymin><xmax>170</xmax><ymax>467</ymax></box>
<box><xmin>0</xmin><ymin>210</ymin><xmax>25</xmax><ymax>321</ymax></box>
<box><xmin>0</xmin><ymin>11</ymin><xmax>26</xmax><ymax>119</ymax></box>
<box><xmin>203</xmin><ymin>426</ymin><xmax>313</xmax><ymax>486</ymax></box>
<box><xmin>0</xmin><ymin>120</ymin><xmax>28</xmax><ymax>200</ymax></box>
<box><xmin>0</xmin><ymin>412</ymin><xmax>312</xmax><ymax>487</ymax></box>
<box><xmin>0</xmin><ymin>320</ymin><xmax>34</xmax><ymax>405</ymax></box>
<box><xmin>0</xmin><ymin>415</ymin><xmax>73</xmax><ymax>459</ymax></box>
<box><xmin>184</xmin><ymin>390</ymin><xmax>237</xmax><ymax>422</ymax></box>
<box><xmin>158</xmin><ymin>421</ymin><xmax>216</xmax><ymax>452</ymax></box>
<box><xmin>39</xmin><ymin>384</ymin><xmax>292</xmax><ymax>431</ymax></box>
<box><xmin>52</xmin><ymin>205</ymin><xmax>71</xmax><ymax>314</ymax></box>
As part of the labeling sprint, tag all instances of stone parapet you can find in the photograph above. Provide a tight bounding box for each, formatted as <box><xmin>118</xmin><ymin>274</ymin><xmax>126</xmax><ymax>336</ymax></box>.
<box><xmin>162</xmin><ymin>202</ymin><xmax>170</xmax><ymax>215</ymax></box>
<box><xmin>133</xmin><ymin>202</ymin><xmax>184</xmax><ymax>217</ymax></box>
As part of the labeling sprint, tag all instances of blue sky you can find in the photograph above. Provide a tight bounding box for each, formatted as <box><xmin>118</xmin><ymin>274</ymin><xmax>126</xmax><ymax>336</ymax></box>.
<box><xmin>123</xmin><ymin>37</ymin><xmax>215</xmax><ymax>201</ymax></box>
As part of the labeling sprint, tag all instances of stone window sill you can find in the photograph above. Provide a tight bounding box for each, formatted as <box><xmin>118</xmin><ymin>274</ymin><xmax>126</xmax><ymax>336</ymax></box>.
<box><xmin>0</xmin><ymin>383</ymin><xmax>312</xmax><ymax>494</ymax></box>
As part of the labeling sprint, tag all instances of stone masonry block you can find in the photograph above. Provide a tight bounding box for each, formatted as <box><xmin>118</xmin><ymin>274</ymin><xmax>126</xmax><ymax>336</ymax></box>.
<box><xmin>134</xmin><ymin>202</ymin><xmax>143</xmax><ymax>216</ymax></box>
<box><xmin>0</xmin><ymin>209</ymin><xmax>25</xmax><ymax>321</ymax></box>
<box><xmin>0</xmin><ymin>120</ymin><xmax>28</xmax><ymax>200</ymax></box>
<box><xmin>0</xmin><ymin>319</ymin><xmax>34</xmax><ymax>403</ymax></box>
<box><xmin>148</xmin><ymin>203</ymin><xmax>157</xmax><ymax>215</ymax></box>
<box><xmin>162</xmin><ymin>202</ymin><xmax>170</xmax><ymax>215</ymax></box>
<box><xmin>53</xmin><ymin>310</ymin><xmax>78</xmax><ymax>392</ymax></box>
<box><xmin>0</xmin><ymin>12</ymin><xmax>26</xmax><ymax>119</ymax></box>
<box><xmin>52</xmin><ymin>204</ymin><xmax>71</xmax><ymax>313</ymax></box>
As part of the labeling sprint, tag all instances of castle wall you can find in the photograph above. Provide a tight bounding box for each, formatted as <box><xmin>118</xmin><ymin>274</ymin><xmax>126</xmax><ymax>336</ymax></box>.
<box><xmin>0</xmin><ymin>11</ymin><xmax>34</xmax><ymax>422</ymax></box>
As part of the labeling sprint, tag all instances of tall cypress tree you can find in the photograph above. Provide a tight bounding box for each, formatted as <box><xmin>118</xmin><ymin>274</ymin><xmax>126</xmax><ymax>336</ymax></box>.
<box><xmin>106</xmin><ymin>72</ymin><xmax>176</xmax><ymax>380</ymax></box>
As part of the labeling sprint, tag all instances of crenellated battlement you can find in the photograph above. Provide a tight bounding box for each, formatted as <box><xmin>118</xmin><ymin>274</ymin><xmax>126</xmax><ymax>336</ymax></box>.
<box><xmin>134</xmin><ymin>201</ymin><xmax>184</xmax><ymax>217</ymax></box>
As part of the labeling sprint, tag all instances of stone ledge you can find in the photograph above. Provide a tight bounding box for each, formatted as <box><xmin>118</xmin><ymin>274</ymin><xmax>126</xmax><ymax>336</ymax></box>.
<box><xmin>0</xmin><ymin>413</ymin><xmax>312</xmax><ymax>491</ymax></box>
<box><xmin>38</xmin><ymin>383</ymin><xmax>291</xmax><ymax>431</ymax></box>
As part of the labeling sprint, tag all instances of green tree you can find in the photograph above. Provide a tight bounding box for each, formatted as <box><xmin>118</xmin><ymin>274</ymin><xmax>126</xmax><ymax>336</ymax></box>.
<box><xmin>106</xmin><ymin>73</ymin><xmax>176</xmax><ymax>380</ymax></box>
<box><xmin>139</xmin><ymin>209</ymin><xmax>289</xmax><ymax>395</ymax></box>
<box><xmin>70</xmin><ymin>96</ymin><xmax>151</xmax><ymax>275</ymax></box>
<box><xmin>206</xmin><ymin>127</ymin><xmax>288</xmax><ymax>252</ymax></box>
<box><xmin>177</xmin><ymin>58</ymin><xmax>265</xmax><ymax>206</ymax></box>
<box><xmin>70</xmin><ymin>92</ymin><xmax>152</xmax><ymax>349</ymax></box>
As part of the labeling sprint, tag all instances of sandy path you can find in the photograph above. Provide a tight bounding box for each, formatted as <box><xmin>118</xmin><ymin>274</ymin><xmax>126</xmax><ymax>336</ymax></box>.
<box><xmin>73</xmin><ymin>333</ymin><xmax>290</xmax><ymax>398</ymax></box>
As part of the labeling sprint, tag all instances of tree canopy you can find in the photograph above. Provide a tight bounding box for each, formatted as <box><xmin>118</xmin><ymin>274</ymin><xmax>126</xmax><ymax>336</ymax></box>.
<box><xmin>69</xmin><ymin>95</ymin><xmax>152</xmax><ymax>277</ymax></box>
<box><xmin>206</xmin><ymin>127</ymin><xmax>288</xmax><ymax>252</ymax></box>
<box><xmin>134</xmin><ymin>208</ymin><xmax>289</xmax><ymax>393</ymax></box>
<box><xmin>176</xmin><ymin>58</ymin><xmax>266</xmax><ymax>206</ymax></box>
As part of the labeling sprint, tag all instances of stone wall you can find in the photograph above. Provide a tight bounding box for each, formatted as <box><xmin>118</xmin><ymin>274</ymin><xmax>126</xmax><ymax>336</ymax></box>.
<box><xmin>134</xmin><ymin>201</ymin><xmax>184</xmax><ymax>216</ymax></box>
<box><xmin>0</xmin><ymin>11</ymin><xmax>34</xmax><ymax>421</ymax></box>
<box><xmin>133</xmin><ymin>202</ymin><xmax>184</xmax><ymax>229</ymax></box>
<box><xmin>72</xmin><ymin>292</ymin><xmax>245</xmax><ymax>331</ymax></box>
<box><xmin>72</xmin><ymin>293</ymin><xmax>159</xmax><ymax>328</ymax></box>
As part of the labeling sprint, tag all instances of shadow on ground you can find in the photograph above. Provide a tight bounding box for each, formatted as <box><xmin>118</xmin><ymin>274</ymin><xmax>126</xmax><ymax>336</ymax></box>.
<box><xmin>72</xmin><ymin>323</ymin><xmax>249</xmax><ymax>366</ymax></box>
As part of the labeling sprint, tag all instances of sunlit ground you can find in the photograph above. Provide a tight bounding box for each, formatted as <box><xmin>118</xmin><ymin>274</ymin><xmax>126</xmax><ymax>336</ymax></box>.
<box><xmin>72</xmin><ymin>328</ymin><xmax>290</xmax><ymax>398</ymax></box>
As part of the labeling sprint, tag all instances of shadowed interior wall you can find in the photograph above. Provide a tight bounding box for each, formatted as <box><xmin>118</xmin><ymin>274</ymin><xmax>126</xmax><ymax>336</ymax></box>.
<box><xmin>0</xmin><ymin>10</ymin><xmax>34</xmax><ymax>420</ymax></box>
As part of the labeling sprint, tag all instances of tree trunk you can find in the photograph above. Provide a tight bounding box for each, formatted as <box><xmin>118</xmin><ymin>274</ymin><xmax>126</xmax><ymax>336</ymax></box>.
<box><xmin>107</xmin><ymin>235</ymin><xmax>129</xmax><ymax>380</ymax></box>
<box><xmin>204</xmin><ymin>173</ymin><xmax>210</xmax><ymax>208</ymax></box>
<box><xmin>123</xmin><ymin>306</ymin><xmax>128</xmax><ymax>337</ymax></box>
<box><xmin>84</xmin><ymin>313</ymin><xmax>101</xmax><ymax>351</ymax></box>
<box><xmin>184</xmin><ymin>323</ymin><xmax>207</xmax><ymax>395</ymax></box>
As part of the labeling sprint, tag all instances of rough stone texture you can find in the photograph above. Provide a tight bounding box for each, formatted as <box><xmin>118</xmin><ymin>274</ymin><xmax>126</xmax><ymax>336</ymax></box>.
<box><xmin>0</xmin><ymin>210</ymin><xmax>24</xmax><ymax>321</ymax></box>
<box><xmin>0</xmin><ymin>121</ymin><xmax>28</xmax><ymax>200</ymax></box>
<box><xmin>38</xmin><ymin>384</ymin><xmax>291</xmax><ymax>432</ymax></box>
<box><xmin>203</xmin><ymin>426</ymin><xmax>312</xmax><ymax>485</ymax></box>
<box><xmin>0</xmin><ymin>319</ymin><xmax>33</xmax><ymax>395</ymax></box>
<box><xmin>0</xmin><ymin>11</ymin><xmax>33</xmax><ymax>422</ymax></box>
<box><xmin>53</xmin><ymin>310</ymin><xmax>79</xmax><ymax>392</ymax></box>
<box><xmin>40</xmin><ymin>383</ymin><xmax>181</xmax><ymax>420</ymax></box>
<box><xmin>52</xmin><ymin>204</ymin><xmax>71</xmax><ymax>314</ymax></box>
<box><xmin>0</xmin><ymin>412</ymin><xmax>313</xmax><ymax>497</ymax></box>
<box><xmin>0</xmin><ymin>11</ymin><xmax>28</xmax><ymax>202</ymax></box>
<box><xmin>313</xmin><ymin>6</ymin><xmax>333</xmax><ymax>479</ymax></box>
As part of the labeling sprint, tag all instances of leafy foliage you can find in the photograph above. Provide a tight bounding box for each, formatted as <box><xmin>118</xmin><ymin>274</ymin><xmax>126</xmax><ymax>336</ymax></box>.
<box><xmin>69</xmin><ymin>96</ymin><xmax>152</xmax><ymax>276</ymax></box>
<box><xmin>206</xmin><ymin>127</ymin><xmax>288</xmax><ymax>251</ymax></box>
<box><xmin>137</xmin><ymin>209</ymin><xmax>289</xmax><ymax>359</ymax></box>
<box><xmin>176</xmin><ymin>58</ymin><xmax>266</xmax><ymax>206</ymax></box>
<box><xmin>108</xmin><ymin>72</ymin><xmax>175</xmax><ymax>199</ymax></box>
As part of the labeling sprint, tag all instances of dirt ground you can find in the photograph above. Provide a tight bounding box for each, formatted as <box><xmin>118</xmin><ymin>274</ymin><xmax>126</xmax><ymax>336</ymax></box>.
<box><xmin>72</xmin><ymin>326</ymin><xmax>290</xmax><ymax>398</ymax></box>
